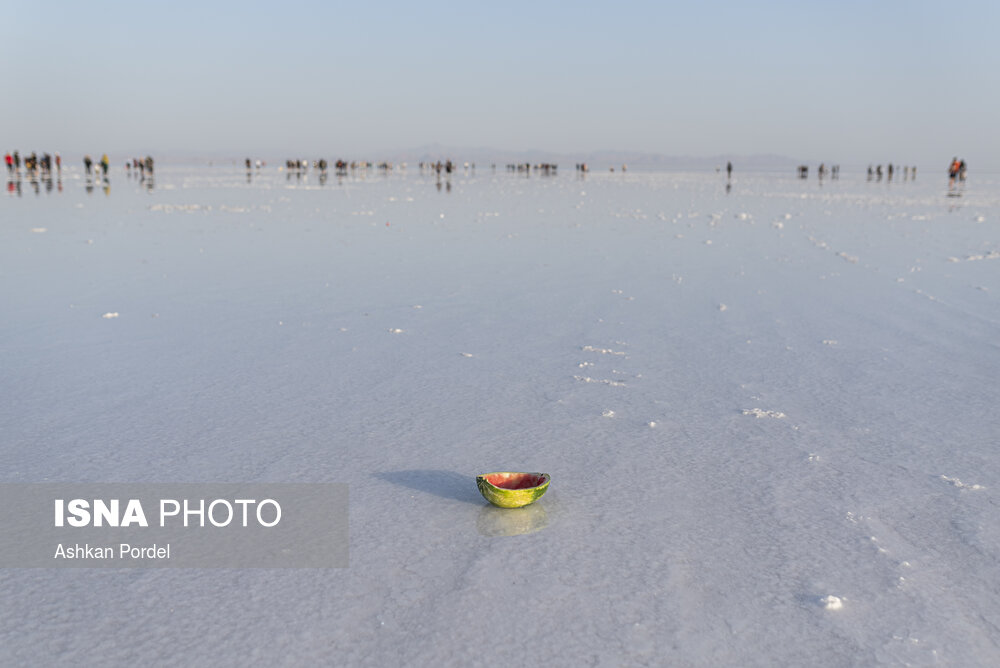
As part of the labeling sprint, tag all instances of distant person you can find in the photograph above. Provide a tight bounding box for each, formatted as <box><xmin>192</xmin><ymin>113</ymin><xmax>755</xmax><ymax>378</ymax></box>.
<box><xmin>887</xmin><ymin>163</ymin><xmax>894</xmax><ymax>181</ymax></box>
<box><xmin>726</xmin><ymin>161</ymin><xmax>732</xmax><ymax>179</ymax></box>
<box><xmin>959</xmin><ymin>160</ymin><xmax>967</xmax><ymax>182</ymax></box>
<box><xmin>83</xmin><ymin>155</ymin><xmax>93</xmax><ymax>175</ymax></box>
<box><xmin>55</xmin><ymin>153</ymin><xmax>61</xmax><ymax>173</ymax></box>
<box><xmin>100</xmin><ymin>154</ymin><xmax>110</xmax><ymax>176</ymax></box>
<box><xmin>876</xmin><ymin>165</ymin><xmax>883</xmax><ymax>181</ymax></box>
<box><xmin>4</xmin><ymin>152</ymin><xmax>11</xmax><ymax>175</ymax></box>
<box><xmin>867</xmin><ymin>165</ymin><xmax>873</xmax><ymax>181</ymax></box>
<box><xmin>948</xmin><ymin>157</ymin><xmax>960</xmax><ymax>188</ymax></box>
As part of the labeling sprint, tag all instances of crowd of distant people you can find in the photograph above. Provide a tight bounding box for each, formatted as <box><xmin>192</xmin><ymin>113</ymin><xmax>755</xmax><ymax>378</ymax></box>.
<box><xmin>6</xmin><ymin>152</ymin><xmax>975</xmax><ymax>198</ymax></box>
<box><xmin>5</xmin><ymin>150</ymin><xmax>155</xmax><ymax>196</ymax></box>
<box><xmin>126</xmin><ymin>156</ymin><xmax>155</xmax><ymax>176</ymax></box>
<box><xmin>6</xmin><ymin>150</ymin><xmax>62</xmax><ymax>176</ymax></box>
<box><xmin>864</xmin><ymin>164</ymin><xmax>917</xmax><ymax>182</ymax></box>
<box><xmin>5</xmin><ymin>150</ymin><xmax>64</xmax><ymax>195</ymax></box>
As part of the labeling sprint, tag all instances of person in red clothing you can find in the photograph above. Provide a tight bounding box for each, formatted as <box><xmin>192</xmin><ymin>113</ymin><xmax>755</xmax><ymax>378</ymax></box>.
<box><xmin>948</xmin><ymin>157</ymin><xmax>961</xmax><ymax>189</ymax></box>
<box><xmin>4</xmin><ymin>152</ymin><xmax>12</xmax><ymax>175</ymax></box>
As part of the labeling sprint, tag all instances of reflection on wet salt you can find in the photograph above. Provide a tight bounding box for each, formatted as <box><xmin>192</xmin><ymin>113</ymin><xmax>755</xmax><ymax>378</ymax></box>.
<box><xmin>476</xmin><ymin>503</ymin><xmax>548</xmax><ymax>537</ymax></box>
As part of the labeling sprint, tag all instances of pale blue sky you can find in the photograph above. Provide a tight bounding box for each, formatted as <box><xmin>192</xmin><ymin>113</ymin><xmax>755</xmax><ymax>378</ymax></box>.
<box><xmin>4</xmin><ymin>1</ymin><xmax>997</xmax><ymax>168</ymax></box>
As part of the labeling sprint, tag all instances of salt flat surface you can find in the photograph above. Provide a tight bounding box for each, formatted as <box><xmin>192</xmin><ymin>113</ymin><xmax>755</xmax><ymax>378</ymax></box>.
<box><xmin>2</xmin><ymin>166</ymin><xmax>999</xmax><ymax>666</ymax></box>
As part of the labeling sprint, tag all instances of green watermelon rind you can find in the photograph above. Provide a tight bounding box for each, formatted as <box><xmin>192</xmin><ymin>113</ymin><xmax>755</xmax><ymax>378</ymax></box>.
<box><xmin>476</xmin><ymin>472</ymin><xmax>550</xmax><ymax>508</ymax></box>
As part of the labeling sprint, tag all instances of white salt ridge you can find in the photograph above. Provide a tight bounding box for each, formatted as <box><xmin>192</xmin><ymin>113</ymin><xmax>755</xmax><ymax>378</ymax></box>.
<box><xmin>742</xmin><ymin>408</ymin><xmax>786</xmax><ymax>419</ymax></box>
<box><xmin>960</xmin><ymin>251</ymin><xmax>1000</xmax><ymax>262</ymax></box>
<box><xmin>100</xmin><ymin>312</ymin><xmax>119</xmax><ymax>319</ymax></box>
<box><xmin>838</xmin><ymin>251</ymin><xmax>859</xmax><ymax>264</ymax></box>
<box><xmin>940</xmin><ymin>475</ymin><xmax>985</xmax><ymax>491</ymax></box>
<box><xmin>574</xmin><ymin>375</ymin><xmax>626</xmax><ymax>387</ymax></box>
<box><xmin>149</xmin><ymin>203</ymin><xmax>206</xmax><ymax>213</ymax></box>
<box><xmin>582</xmin><ymin>345</ymin><xmax>627</xmax><ymax>356</ymax></box>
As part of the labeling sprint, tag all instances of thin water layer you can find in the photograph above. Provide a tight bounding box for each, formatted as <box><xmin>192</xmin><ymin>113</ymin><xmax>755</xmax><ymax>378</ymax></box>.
<box><xmin>2</xmin><ymin>166</ymin><xmax>999</xmax><ymax>665</ymax></box>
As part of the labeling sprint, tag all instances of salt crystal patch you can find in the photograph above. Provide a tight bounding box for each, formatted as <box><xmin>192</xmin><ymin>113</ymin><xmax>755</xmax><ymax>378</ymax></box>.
<box><xmin>940</xmin><ymin>475</ymin><xmax>984</xmax><ymax>490</ymax></box>
<box><xmin>602</xmin><ymin>409</ymin><xmax>615</xmax><ymax>418</ymax></box>
<box><xmin>31</xmin><ymin>228</ymin><xmax>47</xmax><ymax>233</ymax></box>
<box><xmin>582</xmin><ymin>345</ymin><xmax>626</xmax><ymax>356</ymax></box>
<box><xmin>742</xmin><ymin>408</ymin><xmax>786</xmax><ymax>419</ymax></box>
<box><xmin>460</xmin><ymin>352</ymin><xmax>474</xmax><ymax>358</ymax></box>
<box><xmin>388</xmin><ymin>328</ymin><xmax>405</xmax><ymax>334</ymax></box>
<box><xmin>821</xmin><ymin>595</ymin><xmax>843</xmax><ymax>610</ymax></box>
<box><xmin>575</xmin><ymin>376</ymin><xmax>627</xmax><ymax>387</ymax></box>
<box><xmin>101</xmin><ymin>312</ymin><xmax>119</xmax><ymax>319</ymax></box>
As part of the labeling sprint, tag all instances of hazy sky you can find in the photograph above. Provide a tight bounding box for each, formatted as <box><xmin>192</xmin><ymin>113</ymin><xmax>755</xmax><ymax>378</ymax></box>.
<box><xmin>4</xmin><ymin>0</ymin><xmax>998</xmax><ymax>168</ymax></box>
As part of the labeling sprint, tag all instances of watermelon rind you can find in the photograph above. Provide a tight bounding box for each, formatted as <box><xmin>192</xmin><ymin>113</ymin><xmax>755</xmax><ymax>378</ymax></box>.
<box><xmin>476</xmin><ymin>472</ymin><xmax>550</xmax><ymax>508</ymax></box>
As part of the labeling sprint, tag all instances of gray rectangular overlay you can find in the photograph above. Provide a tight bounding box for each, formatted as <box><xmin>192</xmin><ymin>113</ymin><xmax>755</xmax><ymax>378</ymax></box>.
<box><xmin>0</xmin><ymin>483</ymin><xmax>348</xmax><ymax>568</ymax></box>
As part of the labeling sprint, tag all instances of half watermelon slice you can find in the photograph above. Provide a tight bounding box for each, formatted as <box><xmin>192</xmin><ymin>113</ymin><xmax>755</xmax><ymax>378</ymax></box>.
<box><xmin>476</xmin><ymin>472</ymin><xmax>550</xmax><ymax>508</ymax></box>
